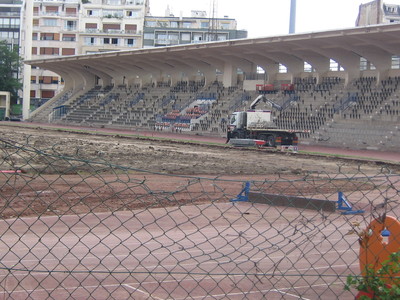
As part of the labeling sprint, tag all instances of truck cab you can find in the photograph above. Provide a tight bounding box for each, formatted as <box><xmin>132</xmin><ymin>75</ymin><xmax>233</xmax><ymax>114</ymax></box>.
<box><xmin>228</xmin><ymin>111</ymin><xmax>248</xmax><ymax>139</ymax></box>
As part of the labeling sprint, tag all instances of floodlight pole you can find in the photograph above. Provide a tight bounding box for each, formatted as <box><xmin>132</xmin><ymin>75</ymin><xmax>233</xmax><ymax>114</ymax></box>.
<box><xmin>289</xmin><ymin>0</ymin><xmax>296</xmax><ymax>34</ymax></box>
<box><xmin>22</xmin><ymin>0</ymin><xmax>33</xmax><ymax>120</ymax></box>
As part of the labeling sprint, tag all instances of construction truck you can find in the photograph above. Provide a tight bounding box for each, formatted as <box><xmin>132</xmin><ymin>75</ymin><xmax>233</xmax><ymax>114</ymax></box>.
<box><xmin>227</xmin><ymin>94</ymin><xmax>300</xmax><ymax>148</ymax></box>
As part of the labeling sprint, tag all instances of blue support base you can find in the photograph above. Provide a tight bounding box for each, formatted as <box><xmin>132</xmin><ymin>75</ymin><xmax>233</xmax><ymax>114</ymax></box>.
<box><xmin>231</xmin><ymin>181</ymin><xmax>251</xmax><ymax>202</ymax></box>
<box><xmin>337</xmin><ymin>191</ymin><xmax>364</xmax><ymax>215</ymax></box>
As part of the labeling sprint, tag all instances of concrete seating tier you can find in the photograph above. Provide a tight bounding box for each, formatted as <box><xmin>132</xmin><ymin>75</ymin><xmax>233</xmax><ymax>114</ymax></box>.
<box><xmin>30</xmin><ymin>77</ymin><xmax>400</xmax><ymax>150</ymax></box>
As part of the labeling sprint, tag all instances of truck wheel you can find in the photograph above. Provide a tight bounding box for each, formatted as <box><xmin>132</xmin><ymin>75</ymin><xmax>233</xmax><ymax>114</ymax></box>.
<box><xmin>266</xmin><ymin>135</ymin><xmax>276</xmax><ymax>147</ymax></box>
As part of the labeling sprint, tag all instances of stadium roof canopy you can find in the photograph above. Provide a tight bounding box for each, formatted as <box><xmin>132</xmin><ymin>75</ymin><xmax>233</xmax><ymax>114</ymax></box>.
<box><xmin>25</xmin><ymin>23</ymin><xmax>400</xmax><ymax>89</ymax></box>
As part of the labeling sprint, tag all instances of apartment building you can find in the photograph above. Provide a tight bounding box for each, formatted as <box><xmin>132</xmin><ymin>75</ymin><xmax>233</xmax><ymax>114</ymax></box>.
<box><xmin>29</xmin><ymin>0</ymin><xmax>149</xmax><ymax>106</ymax></box>
<box><xmin>80</xmin><ymin>0</ymin><xmax>148</xmax><ymax>54</ymax></box>
<box><xmin>356</xmin><ymin>0</ymin><xmax>400</xmax><ymax>26</ymax></box>
<box><xmin>19</xmin><ymin>0</ymin><xmax>244</xmax><ymax>110</ymax></box>
<box><xmin>143</xmin><ymin>10</ymin><xmax>247</xmax><ymax>47</ymax></box>
<box><xmin>0</xmin><ymin>0</ymin><xmax>22</xmax><ymax>49</ymax></box>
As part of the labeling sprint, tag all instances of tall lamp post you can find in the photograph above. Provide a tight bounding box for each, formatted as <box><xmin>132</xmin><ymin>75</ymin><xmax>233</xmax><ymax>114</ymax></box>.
<box><xmin>289</xmin><ymin>0</ymin><xmax>296</xmax><ymax>34</ymax></box>
<box><xmin>22</xmin><ymin>0</ymin><xmax>33</xmax><ymax>120</ymax></box>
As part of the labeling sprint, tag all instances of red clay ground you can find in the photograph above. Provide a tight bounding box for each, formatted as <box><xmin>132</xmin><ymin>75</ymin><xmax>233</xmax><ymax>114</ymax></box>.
<box><xmin>0</xmin><ymin>122</ymin><xmax>399</xmax><ymax>299</ymax></box>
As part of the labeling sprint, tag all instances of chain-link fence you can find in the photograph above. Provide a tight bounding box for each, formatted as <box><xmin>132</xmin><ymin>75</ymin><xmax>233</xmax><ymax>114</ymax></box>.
<box><xmin>0</xmin><ymin>137</ymin><xmax>399</xmax><ymax>299</ymax></box>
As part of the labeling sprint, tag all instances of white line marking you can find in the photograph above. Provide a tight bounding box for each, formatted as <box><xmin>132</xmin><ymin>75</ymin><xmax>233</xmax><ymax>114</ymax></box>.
<box><xmin>122</xmin><ymin>284</ymin><xmax>165</xmax><ymax>300</ymax></box>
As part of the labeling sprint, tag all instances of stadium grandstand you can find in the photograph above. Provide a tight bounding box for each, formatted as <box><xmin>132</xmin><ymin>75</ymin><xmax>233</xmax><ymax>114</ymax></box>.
<box><xmin>25</xmin><ymin>23</ymin><xmax>400</xmax><ymax>151</ymax></box>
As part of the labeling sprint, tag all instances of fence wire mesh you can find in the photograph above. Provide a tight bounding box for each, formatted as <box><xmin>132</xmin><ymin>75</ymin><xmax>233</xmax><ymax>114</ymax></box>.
<box><xmin>0</xmin><ymin>137</ymin><xmax>399</xmax><ymax>299</ymax></box>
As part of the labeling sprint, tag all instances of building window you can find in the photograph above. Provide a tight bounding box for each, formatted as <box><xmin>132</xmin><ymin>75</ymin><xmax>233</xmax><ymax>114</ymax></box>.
<box><xmin>85</xmin><ymin>37</ymin><xmax>95</xmax><ymax>45</ymax></box>
<box><xmin>40</xmin><ymin>33</ymin><xmax>59</xmax><ymax>41</ymax></box>
<box><xmin>144</xmin><ymin>33</ymin><xmax>154</xmax><ymax>39</ymax></box>
<box><xmin>85</xmin><ymin>23</ymin><xmax>98</xmax><ymax>33</ymax></box>
<box><xmin>43</xmin><ymin>19</ymin><xmax>57</xmax><ymax>27</ymax></box>
<box><xmin>106</xmin><ymin>0</ymin><xmax>121</xmax><ymax>4</ymax></box>
<box><xmin>62</xmin><ymin>48</ymin><xmax>75</xmax><ymax>56</ymax></box>
<box><xmin>41</xmin><ymin>90</ymin><xmax>55</xmax><ymax>98</ymax></box>
<box><xmin>32</xmin><ymin>33</ymin><xmax>38</xmax><ymax>40</ymax></box>
<box><xmin>103</xmin><ymin>38</ymin><xmax>110</xmax><ymax>44</ymax></box>
<box><xmin>170</xmin><ymin>21</ymin><xmax>178</xmax><ymax>28</ymax></box>
<box><xmin>62</xmin><ymin>34</ymin><xmax>76</xmax><ymax>42</ymax></box>
<box><xmin>256</xmin><ymin>66</ymin><xmax>265</xmax><ymax>74</ymax></box>
<box><xmin>181</xmin><ymin>32</ymin><xmax>191</xmax><ymax>41</ymax></box>
<box><xmin>39</xmin><ymin>76</ymin><xmax>54</xmax><ymax>84</ymax></box>
<box><xmin>103</xmin><ymin>10</ymin><xmax>123</xmax><ymax>18</ymax></box>
<box><xmin>146</xmin><ymin>21</ymin><xmax>156</xmax><ymax>27</ymax></box>
<box><xmin>304</xmin><ymin>61</ymin><xmax>313</xmax><ymax>72</ymax></box>
<box><xmin>125</xmin><ymin>24</ymin><xmax>137</xmax><ymax>33</ymax></box>
<box><xmin>0</xmin><ymin>18</ymin><xmax>10</xmax><ymax>27</ymax></box>
<box><xmin>40</xmin><ymin>47</ymin><xmax>60</xmax><ymax>55</ymax></box>
<box><xmin>126</xmin><ymin>38</ymin><xmax>135</xmax><ymax>46</ymax></box>
<box><xmin>11</xmin><ymin>18</ymin><xmax>20</xmax><ymax>27</ymax></box>
<box><xmin>329</xmin><ymin>59</ymin><xmax>344</xmax><ymax>71</ymax></box>
<box><xmin>45</xmin><ymin>6</ymin><xmax>58</xmax><ymax>15</ymax></box>
<box><xmin>65</xmin><ymin>20</ymin><xmax>77</xmax><ymax>31</ymax></box>
<box><xmin>279</xmin><ymin>63</ymin><xmax>287</xmax><ymax>73</ymax></box>
<box><xmin>87</xmin><ymin>9</ymin><xmax>100</xmax><ymax>17</ymax></box>
<box><xmin>65</xmin><ymin>8</ymin><xmax>77</xmax><ymax>17</ymax></box>
<box><xmin>220</xmin><ymin>22</ymin><xmax>230</xmax><ymax>30</ymax></box>
<box><xmin>360</xmin><ymin>57</ymin><xmax>368</xmax><ymax>71</ymax></box>
<box><xmin>103</xmin><ymin>23</ymin><xmax>121</xmax><ymax>33</ymax></box>
<box><xmin>216</xmin><ymin>34</ymin><xmax>227</xmax><ymax>41</ymax></box>
<box><xmin>182</xmin><ymin>22</ymin><xmax>192</xmax><ymax>28</ymax></box>
<box><xmin>157</xmin><ymin>21</ymin><xmax>168</xmax><ymax>27</ymax></box>
<box><xmin>201</xmin><ymin>22</ymin><xmax>209</xmax><ymax>29</ymax></box>
<box><xmin>392</xmin><ymin>56</ymin><xmax>400</xmax><ymax>69</ymax></box>
<box><xmin>126</xmin><ymin>10</ymin><xmax>140</xmax><ymax>18</ymax></box>
<box><xmin>31</xmin><ymin>76</ymin><xmax>36</xmax><ymax>83</ymax></box>
<box><xmin>112</xmin><ymin>38</ymin><xmax>118</xmax><ymax>44</ymax></box>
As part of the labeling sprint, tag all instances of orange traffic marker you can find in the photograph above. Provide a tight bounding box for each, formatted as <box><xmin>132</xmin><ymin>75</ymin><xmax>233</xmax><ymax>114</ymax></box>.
<box><xmin>359</xmin><ymin>215</ymin><xmax>400</xmax><ymax>284</ymax></box>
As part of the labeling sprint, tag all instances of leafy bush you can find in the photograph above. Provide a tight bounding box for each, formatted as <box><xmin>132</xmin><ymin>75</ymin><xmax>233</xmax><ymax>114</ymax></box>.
<box><xmin>345</xmin><ymin>251</ymin><xmax>400</xmax><ymax>299</ymax></box>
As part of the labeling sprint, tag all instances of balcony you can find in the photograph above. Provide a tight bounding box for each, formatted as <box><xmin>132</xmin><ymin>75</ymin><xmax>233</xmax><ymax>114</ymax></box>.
<box><xmin>155</xmin><ymin>39</ymin><xmax>179</xmax><ymax>46</ymax></box>
<box><xmin>34</xmin><ymin>12</ymin><xmax>78</xmax><ymax>18</ymax></box>
<box><xmin>83</xmin><ymin>29</ymin><xmax>141</xmax><ymax>35</ymax></box>
<box><xmin>34</xmin><ymin>0</ymin><xmax>79</xmax><ymax>3</ymax></box>
<box><xmin>65</xmin><ymin>26</ymin><xmax>77</xmax><ymax>31</ymax></box>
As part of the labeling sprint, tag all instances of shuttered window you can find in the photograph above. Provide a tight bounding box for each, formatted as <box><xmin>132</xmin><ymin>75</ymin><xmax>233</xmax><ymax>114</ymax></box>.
<box><xmin>62</xmin><ymin>34</ymin><xmax>76</xmax><ymax>41</ymax></box>
<box><xmin>125</xmin><ymin>24</ymin><xmax>137</xmax><ymax>33</ymax></box>
<box><xmin>41</xmin><ymin>90</ymin><xmax>55</xmax><ymax>98</ymax></box>
<box><xmin>62</xmin><ymin>48</ymin><xmax>75</xmax><ymax>56</ymax></box>
<box><xmin>41</xmin><ymin>33</ymin><xmax>60</xmax><ymax>41</ymax></box>
<box><xmin>85</xmin><ymin>23</ymin><xmax>98</xmax><ymax>29</ymax></box>
<box><xmin>65</xmin><ymin>8</ymin><xmax>77</xmax><ymax>16</ymax></box>
<box><xmin>46</xmin><ymin>6</ymin><xmax>58</xmax><ymax>13</ymax></box>
<box><xmin>103</xmin><ymin>24</ymin><xmax>120</xmax><ymax>31</ymax></box>
<box><xmin>40</xmin><ymin>48</ymin><xmax>59</xmax><ymax>55</ymax></box>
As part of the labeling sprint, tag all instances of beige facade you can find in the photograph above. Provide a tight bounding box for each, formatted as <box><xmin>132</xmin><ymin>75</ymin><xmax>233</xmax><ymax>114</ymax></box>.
<box><xmin>29</xmin><ymin>0</ymin><xmax>149</xmax><ymax>104</ymax></box>
<box><xmin>356</xmin><ymin>0</ymin><xmax>400</xmax><ymax>26</ymax></box>
<box><xmin>79</xmin><ymin>0</ymin><xmax>148</xmax><ymax>54</ymax></box>
<box><xmin>143</xmin><ymin>11</ymin><xmax>244</xmax><ymax>47</ymax></box>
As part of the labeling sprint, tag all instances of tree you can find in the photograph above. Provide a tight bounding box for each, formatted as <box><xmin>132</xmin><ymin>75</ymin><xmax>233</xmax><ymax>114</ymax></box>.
<box><xmin>0</xmin><ymin>40</ymin><xmax>22</xmax><ymax>103</ymax></box>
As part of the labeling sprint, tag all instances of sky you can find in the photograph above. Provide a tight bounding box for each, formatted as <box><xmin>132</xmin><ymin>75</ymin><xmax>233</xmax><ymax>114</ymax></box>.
<box><xmin>147</xmin><ymin>0</ymin><xmax>400</xmax><ymax>38</ymax></box>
